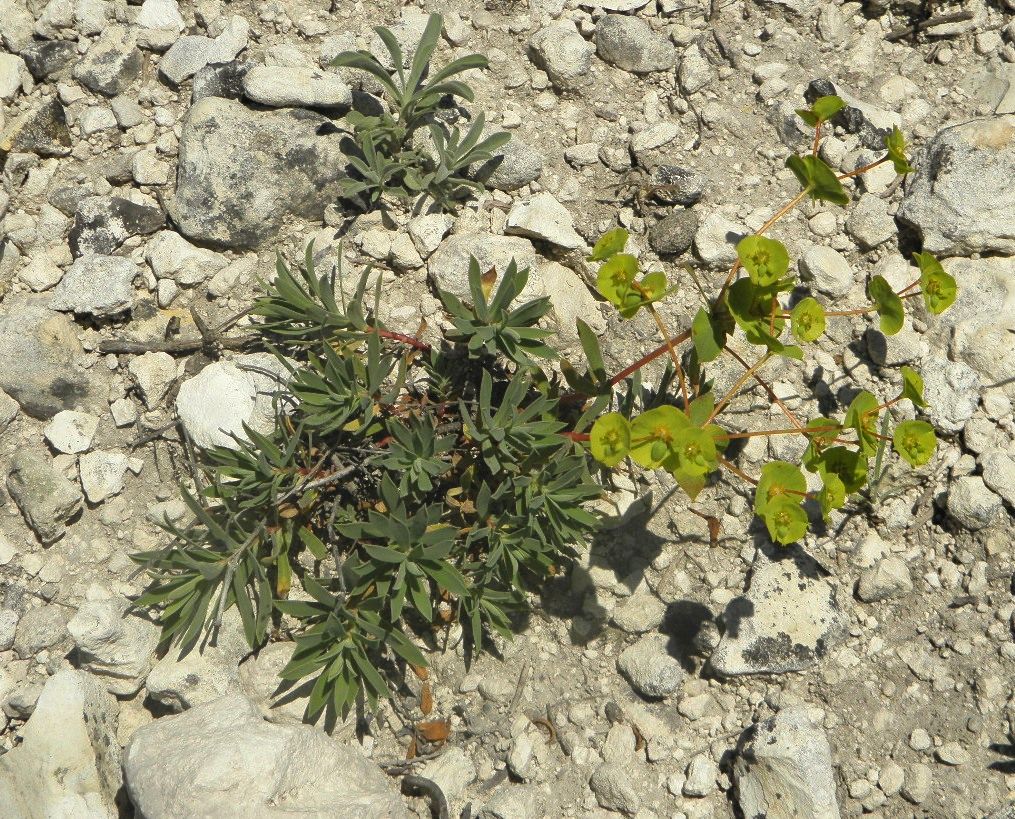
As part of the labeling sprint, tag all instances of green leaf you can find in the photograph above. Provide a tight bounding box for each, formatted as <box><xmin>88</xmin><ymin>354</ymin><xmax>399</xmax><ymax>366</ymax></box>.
<box><xmin>737</xmin><ymin>236</ymin><xmax>790</xmax><ymax>288</ymax></box>
<box><xmin>629</xmin><ymin>405</ymin><xmax>689</xmax><ymax>469</ymax></box>
<box><xmin>893</xmin><ymin>420</ymin><xmax>937</xmax><ymax>467</ymax></box>
<box><xmin>298</xmin><ymin>526</ymin><xmax>329</xmax><ymax>562</ymax></box>
<box><xmin>814</xmin><ymin>445</ymin><xmax>868</xmax><ymax>493</ymax></box>
<box><xmin>817</xmin><ymin>473</ymin><xmax>846</xmax><ymax>520</ymax></box>
<box><xmin>790</xmin><ymin>297</ymin><xmax>826</xmax><ymax>342</ymax></box>
<box><xmin>885</xmin><ymin>125</ymin><xmax>915</xmax><ymax>175</ymax></box>
<box><xmin>596</xmin><ymin>253</ymin><xmax>638</xmax><ymax>310</ymax></box>
<box><xmin>845</xmin><ymin>390</ymin><xmax>880</xmax><ymax>457</ymax></box>
<box><xmin>762</xmin><ymin>495</ymin><xmax>810</xmax><ymax>545</ymax></box>
<box><xmin>899</xmin><ymin>365</ymin><xmax>927</xmax><ymax>409</ymax></box>
<box><xmin>785</xmin><ymin>154</ymin><xmax>850</xmax><ymax>207</ymax></box>
<box><xmin>867</xmin><ymin>275</ymin><xmax>904</xmax><ymax>335</ymax></box>
<box><xmin>691</xmin><ymin>307</ymin><xmax>725</xmax><ymax>362</ymax></box>
<box><xmin>590</xmin><ymin>412</ymin><xmax>631</xmax><ymax>468</ymax></box>
<box><xmin>913</xmin><ymin>252</ymin><xmax>957</xmax><ymax>315</ymax></box>
<box><xmin>755</xmin><ymin>461</ymin><xmax>807</xmax><ymax>516</ymax></box>
<box><xmin>796</xmin><ymin>95</ymin><xmax>845</xmax><ymax>127</ymax></box>
<box><xmin>687</xmin><ymin>392</ymin><xmax>715</xmax><ymax>428</ymax></box>
<box><xmin>588</xmin><ymin>228</ymin><xmax>629</xmax><ymax>262</ymax></box>
<box><xmin>665</xmin><ymin>426</ymin><xmax>717</xmax><ymax>477</ymax></box>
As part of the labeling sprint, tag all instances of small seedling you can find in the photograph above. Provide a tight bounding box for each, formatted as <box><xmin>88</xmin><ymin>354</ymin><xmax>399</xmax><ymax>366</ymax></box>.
<box><xmin>332</xmin><ymin>13</ymin><xmax>509</xmax><ymax>211</ymax></box>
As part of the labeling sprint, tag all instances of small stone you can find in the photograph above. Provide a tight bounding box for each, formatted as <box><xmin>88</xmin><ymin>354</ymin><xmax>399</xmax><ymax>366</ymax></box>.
<box><xmin>683</xmin><ymin>754</ymin><xmax>718</xmax><ymax>797</ymax></box>
<box><xmin>0</xmin><ymin>610</ymin><xmax>18</xmax><ymax>652</ymax></box>
<box><xmin>901</xmin><ymin>763</ymin><xmax>932</xmax><ymax>803</ymax></box>
<box><xmin>678</xmin><ymin>42</ymin><xmax>713</xmax><ymax>95</ymax></box>
<box><xmin>44</xmin><ymin>410</ymin><xmax>99</xmax><ymax>454</ymax></box>
<box><xmin>694</xmin><ymin>213</ymin><xmax>747</xmax><ymax>268</ymax></box>
<box><xmin>935</xmin><ymin>742</ymin><xmax>970</xmax><ymax>766</ymax></box>
<box><xmin>799</xmin><ymin>245</ymin><xmax>854</xmax><ymax>298</ymax></box>
<box><xmin>408</xmin><ymin>213</ymin><xmax>452</xmax><ymax>258</ymax></box>
<box><xmin>616</xmin><ymin>634</ymin><xmax>685</xmax><ymax>698</ymax></box>
<box><xmin>631</xmin><ymin>122</ymin><xmax>679</xmax><ymax>153</ymax></box>
<box><xmin>20</xmin><ymin>40</ymin><xmax>76</xmax><ymax>81</ymax></box>
<box><xmin>611</xmin><ymin>592</ymin><xmax>666</xmax><ymax>634</ymax></box>
<box><xmin>49</xmin><ymin>255</ymin><xmax>137</xmax><ymax>317</ymax></box>
<box><xmin>128</xmin><ymin>351</ymin><xmax>177</xmax><ymax>409</ymax></box>
<box><xmin>505</xmin><ymin>193</ymin><xmax>583</xmax><ymax>249</ymax></box>
<box><xmin>0</xmin><ymin>53</ymin><xmax>26</xmax><ymax>99</ymax></box>
<box><xmin>0</xmin><ymin>98</ymin><xmax>72</xmax><ymax>157</ymax></box>
<box><xmin>73</xmin><ymin>26</ymin><xmax>142</xmax><ymax>97</ymax></box>
<box><xmin>6</xmin><ymin>450</ymin><xmax>84</xmax><ymax>544</ymax></box>
<box><xmin>0</xmin><ymin>389</ymin><xmax>18</xmax><ymax>431</ymax></box>
<box><xmin>857</xmin><ymin>556</ymin><xmax>913</xmax><ymax>602</ymax></box>
<box><xmin>470</xmin><ymin>136</ymin><xmax>544</xmax><ymax>191</ymax></box>
<box><xmin>79</xmin><ymin>450</ymin><xmax>129</xmax><ymax>504</ymax></box>
<box><xmin>109</xmin><ymin>398</ymin><xmax>137</xmax><ymax>427</ymax></box>
<box><xmin>845</xmin><ymin>193</ymin><xmax>895</xmax><ymax>249</ymax></box>
<box><xmin>947</xmin><ymin>475</ymin><xmax>1003</xmax><ymax>530</ymax></box>
<box><xmin>69</xmin><ymin>195</ymin><xmax>165</xmax><ymax>257</ymax></box>
<box><xmin>242</xmin><ymin>66</ymin><xmax>351</xmax><ymax>108</ymax></box>
<box><xmin>878</xmin><ymin>761</ymin><xmax>905</xmax><ymax>796</ymax></box>
<box><xmin>981</xmin><ymin>451</ymin><xmax>1015</xmax><ymax>506</ymax></box>
<box><xmin>79</xmin><ymin>106</ymin><xmax>118</xmax><ymax>136</ymax></box>
<box><xmin>428</xmin><ymin>233</ymin><xmax>540</xmax><ymax>304</ymax></box>
<box><xmin>596</xmin><ymin>15</ymin><xmax>676</xmax><ymax>74</ymax></box>
<box><xmin>145</xmin><ymin>230</ymin><xmax>228</xmax><ymax>286</ymax></box>
<box><xmin>590</xmin><ymin>763</ymin><xmax>640</xmax><ymax>815</ymax></box>
<box><xmin>136</xmin><ymin>0</ymin><xmax>185</xmax><ymax>32</ymax></box>
<box><xmin>132</xmin><ymin>151</ymin><xmax>171</xmax><ymax>186</ymax></box>
<box><xmin>158</xmin><ymin>16</ymin><xmax>249</xmax><ymax>86</ymax></box>
<box><xmin>909</xmin><ymin>728</ymin><xmax>932</xmax><ymax>751</ymax></box>
<box><xmin>649</xmin><ymin>211</ymin><xmax>698</xmax><ymax>255</ymax></box>
<box><xmin>528</xmin><ymin>23</ymin><xmax>594</xmax><ymax>91</ymax></box>
<box><xmin>13</xmin><ymin>605</ymin><xmax>67</xmax><ymax>659</ymax></box>
<box><xmin>17</xmin><ymin>256</ymin><xmax>64</xmax><ymax>292</ymax></box>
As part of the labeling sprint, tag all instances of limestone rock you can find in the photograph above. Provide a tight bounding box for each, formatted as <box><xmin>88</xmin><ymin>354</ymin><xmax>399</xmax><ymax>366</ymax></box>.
<box><xmin>6</xmin><ymin>450</ymin><xmax>83</xmax><ymax>544</ymax></box>
<box><xmin>616</xmin><ymin>633</ymin><xmax>685</xmax><ymax>698</ymax></box>
<box><xmin>0</xmin><ymin>670</ymin><xmax>121</xmax><ymax>819</ymax></box>
<box><xmin>73</xmin><ymin>25</ymin><xmax>142</xmax><ymax>97</ymax></box>
<box><xmin>123</xmin><ymin>693</ymin><xmax>409</xmax><ymax>818</ymax></box>
<box><xmin>169</xmin><ymin>98</ymin><xmax>348</xmax><ymax>249</ymax></box>
<box><xmin>528</xmin><ymin>23</ymin><xmax>595</xmax><ymax>91</ymax></box>
<box><xmin>505</xmin><ymin>192</ymin><xmax>584</xmax><ymax>249</ymax></box>
<box><xmin>734</xmin><ymin>705</ymin><xmax>840</xmax><ymax>819</ymax></box>
<box><xmin>898</xmin><ymin>115</ymin><xmax>1015</xmax><ymax>256</ymax></box>
<box><xmin>428</xmin><ymin>233</ymin><xmax>541</xmax><ymax>304</ymax></box>
<box><xmin>596</xmin><ymin>15</ymin><xmax>676</xmax><ymax>74</ymax></box>
<box><xmin>49</xmin><ymin>255</ymin><xmax>138</xmax><ymax>317</ymax></box>
<box><xmin>0</xmin><ymin>97</ymin><xmax>72</xmax><ymax>158</ymax></box>
<box><xmin>44</xmin><ymin>409</ymin><xmax>99</xmax><ymax>454</ymax></box>
<box><xmin>145</xmin><ymin>230</ymin><xmax>229</xmax><ymax>286</ymax></box>
<box><xmin>710</xmin><ymin>544</ymin><xmax>849</xmax><ymax>676</ymax></box>
<box><xmin>69</xmin><ymin>195</ymin><xmax>165</xmax><ymax>258</ymax></box>
<box><xmin>242</xmin><ymin>66</ymin><xmax>352</xmax><ymax>108</ymax></box>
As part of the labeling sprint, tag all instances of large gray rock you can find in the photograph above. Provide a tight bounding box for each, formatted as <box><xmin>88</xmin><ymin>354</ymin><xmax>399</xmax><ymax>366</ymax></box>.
<box><xmin>0</xmin><ymin>293</ymin><xmax>101</xmax><ymax>419</ymax></box>
<box><xmin>169</xmin><ymin>98</ymin><xmax>349</xmax><ymax>249</ymax></box>
<box><xmin>470</xmin><ymin>135</ymin><xmax>544</xmax><ymax>191</ymax></box>
<box><xmin>897</xmin><ymin>115</ymin><xmax>1015</xmax><ymax>256</ymax></box>
<box><xmin>49</xmin><ymin>255</ymin><xmax>138</xmax><ymax>317</ymax></box>
<box><xmin>710</xmin><ymin>544</ymin><xmax>849</xmax><ymax>676</ymax></box>
<box><xmin>0</xmin><ymin>670</ymin><xmax>121</xmax><ymax>819</ymax></box>
<box><xmin>6</xmin><ymin>450</ymin><xmax>83</xmax><ymax>544</ymax></box>
<box><xmin>72</xmin><ymin>26</ymin><xmax>142</xmax><ymax>96</ymax></box>
<box><xmin>0</xmin><ymin>97</ymin><xmax>72</xmax><ymax>157</ymax></box>
<box><xmin>595</xmin><ymin>15</ymin><xmax>676</xmax><ymax>74</ymax></box>
<box><xmin>734</xmin><ymin>705</ymin><xmax>840</xmax><ymax>819</ymax></box>
<box><xmin>123</xmin><ymin>693</ymin><xmax>409</xmax><ymax>818</ymax></box>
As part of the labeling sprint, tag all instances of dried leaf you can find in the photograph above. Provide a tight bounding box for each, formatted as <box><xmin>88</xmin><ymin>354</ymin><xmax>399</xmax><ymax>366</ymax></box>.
<box><xmin>420</xmin><ymin>681</ymin><xmax>433</xmax><ymax>716</ymax></box>
<box><xmin>417</xmin><ymin>720</ymin><xmax>451</xmax><ymax>743</ymax></box>
<box><xmin>481</xmin><ymin>266</ymin><xmax>497</xmax><ymax>299</ymax></box>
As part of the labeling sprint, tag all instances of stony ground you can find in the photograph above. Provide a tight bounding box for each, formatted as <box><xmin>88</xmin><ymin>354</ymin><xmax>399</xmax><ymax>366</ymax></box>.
<box><xmin>1</xmin><ymin>0</ymin><xmax>1015</xmax><ymax>817</ymax></box>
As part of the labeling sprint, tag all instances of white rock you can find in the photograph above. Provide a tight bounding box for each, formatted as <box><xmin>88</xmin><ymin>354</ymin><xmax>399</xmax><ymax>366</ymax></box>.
<box><xmin>128</xmin><ymin>351</ymin><xmax>177</xmax><ymax>409</ymax></box>
<box><xmin>158</xmin><ymin>16</ymin><xmax>249</xmax><ymax>85</ymax></box>
<box><xmin>136</xmin><ymin>0</ymin><xmax>185</xmax><ymax>32</ymax></box>
<box><xmin>981</xmin><ymin>450</ymin><xmax>1015</xmax><ymax>506</ymax></box>
<box><xmin>799</xmin><ymin>245</ymin><xmax>854</xmax><ymax>298</ymax></box>
<box><xmin>68</xmin><ymin>589</ymin><xmax>160</xmax><ymax>696</ymax></box>
<box><xmin>49</xmin><ymin>255</ymin><xmax>137</xmax><ymax>317</ymax></box>
<box><xmin>79</xmin><ymin>449</ymin><xmax>129</xmax><ymax>503</ymax></box>
<box><xmin>145</xmin><ymin>230</ymin><xmax>228</xmax><ymax>286</ymax></box>
<box><xmin>528</xmin><ymin>22</ymin><xmax>595</xmax><ymax>92</ymax></box>
<box><xmin>541</xmin><ymin>261</ymin><xmax>606</xmax><ymax>340</ymax></box>
<box><xmin>110</xmin><ymin>397</ymin><xmax>137</xmax><ymax>427</ymax></box>
<box><xmin>947</xmin><ymin>475</ymin><xmax>1003</xmax><ymax>530</ymax></box>
<box><xmin>242</xmin><ymin>66</ymin><xmax>352</xmax><ymax>108</ymax></box>
<box><xmin>123</xmin><ymin>693</ymin><xmax>409</xmax><ymax>818</ymax></box>
<box><xmin>175</xmin><ymin>361</ymin><xmax>256</xmax><ymax>450</ymax></box>
<box><xmin>683</xmin><ymin>753</ymin><xmax>718</xmax><ymax>797</ymax></box>
<box><xmin>922</xmin><ymin>357</ymin><xmax>980</xmax><ymax>433</ymax></box>
<box><xmin>0</xmin><ymin>52</ymin><xmax>25</xmax><ymax>100</ymax></box>
<box><xmin>694</xmin><ymin>213</ymin><xmax>748</xmax><ymax>268</ymax></box>
<box><xmin>44</xmin><ymin>409</ymin><xmax>99</xmax><ymax>454</ymax></box>
<box><xmin>132</xmin><ymin>151</ymin><xmax>171</xmax><ymax>186</ymax></box>
<box><xmin>617</xmin><ymin>633</ymin><xmax>685</xmax><ymax>698</ymax></box>
<box><xmin>590</xmin><ymin>763</ymin><xmax>641</xmax><ymax>814</ymax></box>
<box><xmin>408</xmin><ymin>213</ymin><xmax>452</xmax><ymax>258</ymax></box>
<box><xmin>418</xmin><ymin>747</ymin><xmax>476</xmax><ymax>809</ymax></box>
<box><xmin>0</xmin><ymin>610</ymin><xmax>18</xmax><ymax>652</ymax></box>
<box><xmin>79</xmin><ymin>106</ymin><xmax>118</xmax><ymax>136</ymax></box>
<box><xmin>857</xmin><ymin>556</ymin><xmax>913</xmax><ymax>602</ymax></box>
<box><xmin>0</xmin><ymin>670</ymin><xmax>121</xmax><ymax>819</ymax></box>
<box><xmin>734</xmin><ymin>706</ymin><xmax>839</xmax><ymax>819</ymax></box>
<box><xmin>428</xmin><ymin>233</ymin><xmax>541</xmax><ymax>304</ymax></box>
<box><xmin>17</xmin><ymin>255</ymin><xmax>64</xmax><ymax>292</ymax></box>
<box><xmin>506</xmin><ymin>192</ymin><xmax>584</xmax><ymax>250</ymax></box>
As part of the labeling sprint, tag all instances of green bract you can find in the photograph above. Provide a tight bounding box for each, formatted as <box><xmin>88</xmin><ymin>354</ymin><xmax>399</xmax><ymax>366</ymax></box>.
<box><xmin>591</xmin><ymin>412</ymin><xmax>631</xmax><ymax>467</ymax></box>
<box><xmin>791</xmin><ymin>297</ymin><xmax>826</xmax><ymax>342</ymax></box>
<box><xmin>813</xmin><ymin>446</ymin><xmax>868</xmax><ymax>494</ymax></box>
<box><xmin>893</xmin><ymin>420</ymin><xmax>937</xmax><ymax>467</ymax></box>
<box><xmin>629</xmin><ymin>405</ymin><xmax>688</xmax><ymax>468</ymax></box>
<box><xmin>818</xmin><ymin>473</ymin><xmax>846</xmax><ymax>520</ymax></box>
<box><xmin>796</xmin><ymin>95</ymin><xmax>846</xmax><ymax>126</ymax></box>
<box><xmin>899</xmin><ymin>366</ymin><xmax>927</xmax><ymax>408</ymax></box>
<box><xmin>691</xmin><ymin>307</ymin><xmax>725</xmax><ymax>362</ymax></box>
<box><xmin>913</xmin><ymin>252</ymin><xmax>957</xmax><ymax>315</ymax></box>
<box><xmin>867</xmin><ymin>274</ymin><xmax>904</xmax><ymax>335</ymax></box>
<box><xmin>845</xmin><ymin>390</ymin><xmax>880</xmax><ymax>457</ymax></box>
<box><xmin>786</xmin><ymin>154</ymin><xmax>850</xmax><ymax>207</ymax></box>
<box><xmin>737</xmin><ymin>235</ymin><xmax>790</xmax><ymax>288</ymax></box>
<box><xmin>885</xmin><ymin>126</ymin><xmax>915</xmax><ymax>175</ymax></box>
<box><xmin>755</xmin><ymin>461</ymin><xmax>808</xmax><ymax>545</ymax></box>
<box><xmin>588</xmin><ymin>227</ymin><xmax>629</xmax><ymax>261</ymax></box>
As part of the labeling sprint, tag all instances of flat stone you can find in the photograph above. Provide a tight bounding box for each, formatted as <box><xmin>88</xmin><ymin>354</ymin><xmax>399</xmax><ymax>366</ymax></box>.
<box><xmin>20</xmin><ymin>40</ymin><xmax>76</xmax><ymax>80</ymax></box>
<box><xmin>73</xmin><ymin>25</ymin><xmax>142</xmax><ymax>97</ymax></box>
<box><xmin>857</xmin><ymin>556</ymin><xmax>913</xmax><ymax>602</ymax></box>
<box><xmin>79</xmin><ymin>450</ymin><xmax>129</xmax><ymax>503</ymax></box>
<box><xmin>0</xmin><ymin>97</ymin><xmax>72</xmax><ymax>158</ymax></box>
<box><xmin>13</xmin><ymin>605</ymin><xmax>68</xmax><ymax>658</ymax></box>
<box><xmin>428</xmin><ymin>233</ymin><xmax>541</xmax><ymax>304</ymax></box>
<box><xmin>69</xmin><ymin>195</ymin><xmax>165</xmax><ymax>257</ymax></box>
<box><xmin>799</xmin><ymin>244</ymin><xmax>854</xmax><ymax>297</ymax></box>
<box><xmin>128</xmin><ymin>351</ymin><xmax>177</xmax><ymax>408</ymax></box>
<box><xmin>43</xmin><ymin>409</ymin><xmax>99</xmax><ymax>454</ymax></box>
<box><xmin>596</xmin><ymin>15</ymin><xmax>676</xmax><ymax>74</ymax></box>
<box><xmin>616</xmin><ymin>633</ymin><xmax>685</xmax><ymax>698</ymax></box>
<box><xmin>506</xmin><ymin>192</ymin><xmax>584</xmax><ymax>249</ymax></box>
<box><xmin>0</xmin><ymin>293</ymin><xmax>99</xmax><ymax>419</ymax></box>
<box><xmin>6</xmin><ymin>450</ymin><xmax>84</xmax><ymax>544</ymax></box>
<box><xmin>734</xmin><ymin>706</ymin><xmax>840</xmax><ymax>819</ymax></box>
<box><xmin>169</xmin><ymin>97</ymin><xmax>348</xmax><ymax>249</ymax></box>
<box><xmin>897</xmin><ymin>115</ymin><xmax>1015</xmax><ymax>256</ymax></box>
<box><xmin>145</xmin><ymin>230</ymin><xmax>228</xmax><ymax>285</ymax></box>
<box><xmin>49</xmin><ymin>254</ymin><xmax>137</xmax><ymax>317</ymax></box>
<box><xmin>158</xmin><ymin>16</ymin><xmax>249</xmax><ymax>86</ymax></box>
<box><xmin>123</xmin><ymin>693</ymin><xmax>409</xmax><ymax>818</ymax></box>
<box><xmin>710</xmin><ymin>544</ymin><xmax>849</xmax><ymax>676</ymax></box>
<box><xmin>136</xmin><ymin>0</ymin><xmax>185</xmax><ymax>32</ymax></box>
<box><xmin>17</xmin><ymin>255</ymin><xmax>64</xmax><ymax>292</ymax></box>
<box><xmin>242</xmin><ymin>65</ymin><xmax>352</xmax><ymax>108</ymax></box>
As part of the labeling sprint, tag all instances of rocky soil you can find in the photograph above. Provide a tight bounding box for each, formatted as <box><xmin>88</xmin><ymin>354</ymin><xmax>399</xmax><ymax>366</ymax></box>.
<box><xmin>1</xmin><ymin>0</ymin><xmax>1015</xmax><ymax>817</ymax></box>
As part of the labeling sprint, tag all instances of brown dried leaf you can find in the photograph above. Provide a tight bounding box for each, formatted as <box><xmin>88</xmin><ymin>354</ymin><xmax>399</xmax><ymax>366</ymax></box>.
<box><xmin>420</xmin><ymin>682</ymin><xmax>433</xmax><ymax>716</ymax></box>
<box><xmin>417</xmin><ymin>720</ymin><xmax>451</xmax><ymax>743</ymax></box>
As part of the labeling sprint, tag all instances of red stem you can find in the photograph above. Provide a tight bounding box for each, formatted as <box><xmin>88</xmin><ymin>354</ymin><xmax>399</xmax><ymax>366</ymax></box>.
<box><xmin>608</xmin><ymin>330</ymin><xmax>692</xmax><ymax>387</ymax></box>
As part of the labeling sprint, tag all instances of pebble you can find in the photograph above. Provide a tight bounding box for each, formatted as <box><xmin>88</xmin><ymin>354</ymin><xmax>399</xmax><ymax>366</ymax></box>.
<box><xmin>79</xmin><ymin>450</ymin><xmax>129</xmax><ymax>504</ymax></box>
<box><xmin>49</xmin><ymin>255</ymin><xmax>137</xmax><ymax>317</ymax></box>
<box><xmin>616</xmin><ymin>634</ymin><xmax>685</xmax><ymax>698</ymax></box>
<box><xmin>683</xmin><ymin>754</ymin><xmax>717</xmax><ymax>797</ymax></box>
<box><xmin>798</xmin><ymin>245</ymin><xmax>854</xmax><ymax>297</ymax></box>
<box><xmin>596</xmin><ymin>15</ymin><xmax>676</xmax><ymax>74</ymax></box>
<box><xmin>242</xmin><ymin>66</ymin><xmax>351</xmax><ymax>108</ymax></box>
<box><xmin>43</xmin><ymin>410</ymin><xmax>99</xmax><ymax>454</ymax></box>
<box><xmin>505</xmin><ymin>192</ymin><xmax>584</xmax><ymax>249</ymax></box>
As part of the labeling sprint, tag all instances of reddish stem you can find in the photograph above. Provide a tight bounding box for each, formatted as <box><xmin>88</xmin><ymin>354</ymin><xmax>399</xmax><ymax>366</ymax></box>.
<box><xmin>608</xmin><ymin>330</ymin><xmax>692</xmax><ymax>387</ymax></box>
<box><xmin>376</xmin><ymin>328</ymin><xmax>431</xmax><ymax>352</ymax></box>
